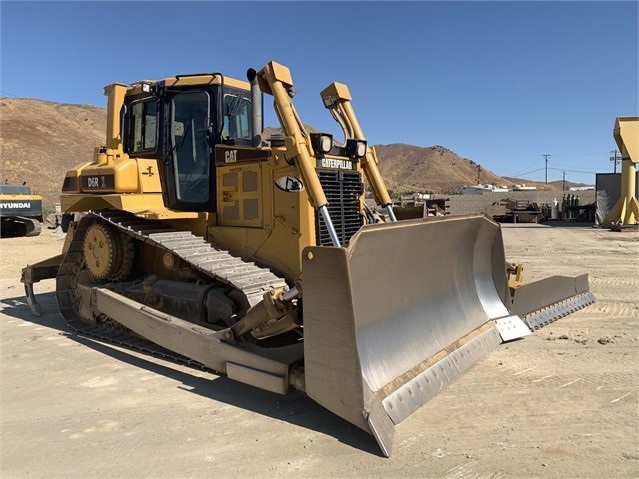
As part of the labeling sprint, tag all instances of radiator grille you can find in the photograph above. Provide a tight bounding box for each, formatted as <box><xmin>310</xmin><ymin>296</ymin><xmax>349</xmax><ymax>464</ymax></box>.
<box><xmin>315</xmin><ymin>169</ymin><xmax>364</xmax><ymax>246</ymax></box>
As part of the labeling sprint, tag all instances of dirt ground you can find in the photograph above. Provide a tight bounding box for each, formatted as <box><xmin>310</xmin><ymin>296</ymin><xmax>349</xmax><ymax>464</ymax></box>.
<box><xmin>1</xmin><ymin>223</ymin><xmax>637</xmax><ymax>479</ymax></box>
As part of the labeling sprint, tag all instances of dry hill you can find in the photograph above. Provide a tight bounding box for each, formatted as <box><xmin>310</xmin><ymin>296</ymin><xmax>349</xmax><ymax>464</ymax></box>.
<box><xmin>1</xmin><ymin>98</ymin><xmax>563</xmax><ymax>211</ymax></box>
<box><xmin>374</xmin><ymin>143</ymin><xmax>507</xmax><ymax>195</ymax></box>
<box><xmin>1</xmin><ymin>98</ymin><xmax>106</xmax><ymax>211</ymax></box>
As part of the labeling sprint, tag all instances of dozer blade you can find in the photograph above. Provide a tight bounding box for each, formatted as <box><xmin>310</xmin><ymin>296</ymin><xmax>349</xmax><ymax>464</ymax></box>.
<box><xmin>301</xmin><ymin>214</ymin><xmax>580</xmax><ymax>456</ymax></box>
<box><xmin>511</xmin><ymin>274</ymin><xmax>595</xmax><ymax>330</ymax></box>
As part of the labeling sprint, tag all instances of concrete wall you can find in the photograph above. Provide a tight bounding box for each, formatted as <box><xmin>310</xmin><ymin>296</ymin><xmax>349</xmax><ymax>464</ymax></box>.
<box><xmin>437</xmin><ymin>190</ymin><xmax>596</xmax><ymax>216</ymax></box>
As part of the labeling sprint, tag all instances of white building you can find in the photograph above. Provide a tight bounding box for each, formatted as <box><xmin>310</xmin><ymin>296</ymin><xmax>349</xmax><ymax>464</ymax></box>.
<box><xmin>460</xmin><ymin>184</ymin><xmax>509</xmax><ymax>195</ymax></box>
<box><xmin>512</xmin><ymin>184</ymin><xmax>537</xmax><ymax>191</ymax></box>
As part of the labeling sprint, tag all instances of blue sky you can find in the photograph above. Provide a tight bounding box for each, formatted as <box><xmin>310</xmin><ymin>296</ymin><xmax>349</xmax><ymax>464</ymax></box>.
<box><xmin>1</xmin><ymin>1</ymin><xmax>637</xmax><ymax>184</ymax></box>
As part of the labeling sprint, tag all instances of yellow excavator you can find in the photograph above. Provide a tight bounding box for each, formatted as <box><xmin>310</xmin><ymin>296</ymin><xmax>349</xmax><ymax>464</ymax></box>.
<box><xmin>21</xmin><ymin>61</ymin><xmax>594</xmax><ymax>456</ymax></box>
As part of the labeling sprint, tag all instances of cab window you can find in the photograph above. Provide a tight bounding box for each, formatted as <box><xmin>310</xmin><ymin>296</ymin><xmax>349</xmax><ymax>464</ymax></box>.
<box><xmin>222</xmin><ymin>93</ymin><xmax>252</xmax><ymax>143</ymax></box>
<box><xmin>126</xmin><ymin>100</ymin><xmax>157</xmax><ymax>153</ymax></box>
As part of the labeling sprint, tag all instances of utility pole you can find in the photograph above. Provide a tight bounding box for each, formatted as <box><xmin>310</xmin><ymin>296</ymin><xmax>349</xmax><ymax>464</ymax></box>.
<box><xmin>477</xmin><ymin>164</ymin><xmax>481</xmax><ymax>184</ymax></box>
<box><xmin>543</xmin><ymin>154</ymin><xmax>550</xmax><ymax>184</ymax></box>
<box><xmin>562</xmin><ymin>170</ymin><xmax>566</xmax><ymax>191</ymax></box>
<box><xmin>610</xmin><ymin>149</ymin><xmax>620</xmax><ymax>174</ymax></box>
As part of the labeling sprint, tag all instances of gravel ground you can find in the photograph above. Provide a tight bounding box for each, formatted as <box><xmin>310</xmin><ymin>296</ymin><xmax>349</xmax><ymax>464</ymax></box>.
<box><xmin>1</xmin><ymin>222</ymin><xmax>637</xmax><ymax>479</ymax></box>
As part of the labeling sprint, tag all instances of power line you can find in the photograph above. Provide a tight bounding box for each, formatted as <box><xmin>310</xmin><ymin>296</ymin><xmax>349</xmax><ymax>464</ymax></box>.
<box><xmin>510</xmin><ymin>149</ymin><xmax>614</xmax><ymax>178</ymax></box>
<box><xmin>511</xmin><ymin>158</ymin><xmax>544</xmax><ymax>177</ymax></box>
<box><xmin>0</xmin><ymin>90</ymin><xmax>20</xmax><ymax>98</ymax></box>
<box><xmin>508</xmin><ymin>167</ymin><xmax>546</xmax><ymax>177</ymax></box>
<box><xmin>547</xmin><ymin>167</ymin><xmax>599</xmax><ymax>174</ymax></box>
<box><xmin>547</xmin><ymin>151</ymin><xmax>611</xmax><ymax>157</ymax></box>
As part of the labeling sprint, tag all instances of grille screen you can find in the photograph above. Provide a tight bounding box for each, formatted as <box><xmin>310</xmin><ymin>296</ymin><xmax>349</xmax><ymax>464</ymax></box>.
<box><xmin>315</xmin><ymin>169</ymin><xmax>364</xmax><ymax>246</ymax></box>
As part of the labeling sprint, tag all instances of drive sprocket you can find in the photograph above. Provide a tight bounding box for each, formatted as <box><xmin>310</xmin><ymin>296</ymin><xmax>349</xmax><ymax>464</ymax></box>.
<box><xmin>83</xmin><ymin>221</ymin><xmax>134</xmax><ymax>281</ymax></box>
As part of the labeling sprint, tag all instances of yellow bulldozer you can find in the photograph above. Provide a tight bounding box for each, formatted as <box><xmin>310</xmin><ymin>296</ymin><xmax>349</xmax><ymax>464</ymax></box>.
<box><xmin>21</xmin><ymin>61</ymin><xmax>594</xmax><ymax>456</ymax></box>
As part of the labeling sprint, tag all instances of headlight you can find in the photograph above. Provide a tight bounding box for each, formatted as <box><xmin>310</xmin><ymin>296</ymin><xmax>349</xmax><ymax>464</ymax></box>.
<box><xmin>319</xmin><ymin>135</ymin><xmax>333</xmax><ymax>153</ymax></box>
<box><xmin>322</xmin><ymin>95</ymin><xmax>335</xmax><ymax>108</ymax></box>
<box><xmin>311</xmin><ymin>133</ymin><xmax>333</xmax><ymax>154</ymax></box>
<box><xmin>346</xmin><ymin>139</ymin><xmax>367</xmax><ymax>159</ymax></box>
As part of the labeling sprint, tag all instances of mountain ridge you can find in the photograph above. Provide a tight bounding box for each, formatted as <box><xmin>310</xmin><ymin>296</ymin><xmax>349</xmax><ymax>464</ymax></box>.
<box><xmin>0</xmin><ymin>98</ymin><xmax>577</xmax><ymax>211</ymax></box>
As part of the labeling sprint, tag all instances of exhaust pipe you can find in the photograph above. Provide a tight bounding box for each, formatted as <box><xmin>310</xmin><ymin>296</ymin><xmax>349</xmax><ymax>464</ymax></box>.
<box><xmin>247</xmin><ymin>68</ymin><xmax>262</xmax><ymax>147</ymax></box>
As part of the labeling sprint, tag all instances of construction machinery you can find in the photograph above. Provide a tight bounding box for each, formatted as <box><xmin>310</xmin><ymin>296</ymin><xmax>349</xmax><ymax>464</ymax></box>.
<box><xmin>0</xmin><ymin>183</ymin><xmax>43</xmax><ymax>237</ymax></box>
<box><xmin>602</xmin><ymin>116</ymin><xmax>639</xmax><ymax>228</ymax></box>
<box><xmin>487</xmin><ymin>198</ymin><xmax>544</xmax><ymax>224</ymax></box>
<box><xmin>21</xmin><ymin>61</ymin><xmax>594</xmax><ymax>457</ymax></box>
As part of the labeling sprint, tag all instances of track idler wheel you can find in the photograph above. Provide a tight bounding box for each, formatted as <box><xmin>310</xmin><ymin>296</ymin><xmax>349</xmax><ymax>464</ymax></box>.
<box><xmin>83</xmin><ymin>221</ymin><xmax>134</xmax><ymax>281</ymax></box>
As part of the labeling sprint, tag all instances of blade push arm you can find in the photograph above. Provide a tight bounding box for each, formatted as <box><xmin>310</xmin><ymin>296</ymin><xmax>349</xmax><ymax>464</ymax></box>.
<box><xmin>320</xmin><ymin>82</ymin><xmax>396</xmax><ymax>221</ymax></box>
<box><xmin>256</xmin><ymin>62</ymin><xmax>342</xmax><ymax>246</ymax></box>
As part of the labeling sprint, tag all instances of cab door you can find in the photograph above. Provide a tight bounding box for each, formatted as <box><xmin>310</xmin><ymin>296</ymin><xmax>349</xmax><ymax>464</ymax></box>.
<box><xmin>165</xmin><ymin>90</ymin><xmax>216</xmax><ymax>211</ymax></box>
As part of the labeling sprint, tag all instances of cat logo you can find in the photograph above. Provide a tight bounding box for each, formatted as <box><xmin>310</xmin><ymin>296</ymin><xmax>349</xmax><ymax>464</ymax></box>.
<box><xmin>225</xmin><ymin>149</ymin><xmax>238</xmax><ymax>163</ymax></box>
<box><xmin>275</xmin><ymin>175</ymin><xmax>303</xmax><ymax>192</ymax></box>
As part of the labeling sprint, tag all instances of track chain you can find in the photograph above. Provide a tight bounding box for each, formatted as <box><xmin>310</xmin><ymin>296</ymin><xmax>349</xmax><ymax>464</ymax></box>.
<box><xmin>56</xmin><ymin>210</ymin><xmax>287</xmax><ymax>370</ymax></box>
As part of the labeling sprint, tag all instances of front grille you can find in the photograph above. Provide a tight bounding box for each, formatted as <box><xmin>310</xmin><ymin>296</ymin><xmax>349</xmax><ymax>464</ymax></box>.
<box><xmin>315</xmin><ymin>169</ymin><xmax>364</xmax><ymax>246</ymax></box>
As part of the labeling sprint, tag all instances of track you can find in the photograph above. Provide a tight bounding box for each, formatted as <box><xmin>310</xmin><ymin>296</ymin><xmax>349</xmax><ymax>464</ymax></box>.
<box><xmin>0</xmin><ymin>216</ymin><xmax>41</xmax><ymax>237</ymax></box>
<box><xmin>55</xmin><ymin>210</ymin><xmax>287</xmax><ymax>368</ymax></box>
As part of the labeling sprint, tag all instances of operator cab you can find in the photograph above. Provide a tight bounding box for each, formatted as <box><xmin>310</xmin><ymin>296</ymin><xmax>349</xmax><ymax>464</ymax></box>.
<box><xmin>120</xmin><ymin>74</ymin><xmax>257</xmax><ymax>212</ymax></box>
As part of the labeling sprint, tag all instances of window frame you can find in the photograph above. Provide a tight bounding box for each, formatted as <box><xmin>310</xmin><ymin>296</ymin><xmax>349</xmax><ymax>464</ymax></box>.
<box><xmin>123</xmin><ymin>97</ymin><xmax>159</xmax><ymax>155</ymax></box>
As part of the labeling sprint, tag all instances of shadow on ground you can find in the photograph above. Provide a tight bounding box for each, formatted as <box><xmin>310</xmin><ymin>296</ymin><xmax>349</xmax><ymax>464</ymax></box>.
<box><xmin>1</xmin><ymin>292</ymin><xmax>382</xmax><ymax>457</ymax></box>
